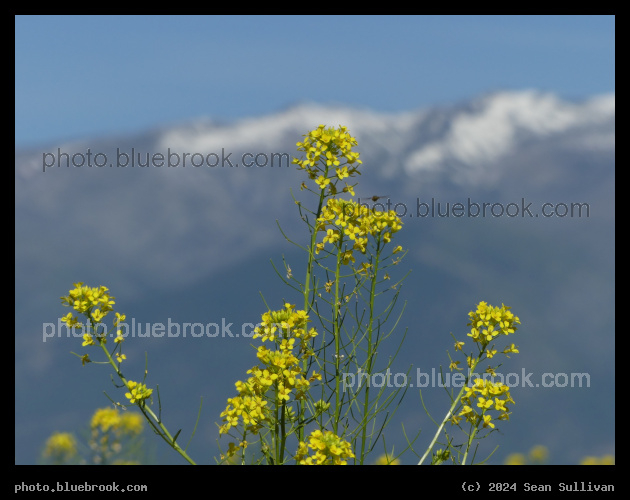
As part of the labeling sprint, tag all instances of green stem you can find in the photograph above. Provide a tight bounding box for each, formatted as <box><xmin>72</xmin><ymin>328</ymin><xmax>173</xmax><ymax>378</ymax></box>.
<box><xmin>359</xmin><ymin>238</ymin><xmax>381</xmax><ymax>463</ymax></box>
<box><xmin>333</xmin><ymin>241</ymin><xmax>343</xmax><ymax>435</ymax></box>
<box><xmin>299</xmin><ymin>171</ymin><xmax>327</xmax><ymax>444</ymax></box>
<box><xmin>417</xmin><ymin>355</ymin><xmax>482</xmax><ymax>465</ymax></box>
<box><xmin>461</xmin><ymin>418</ymin><xmax>480</xmax><ymax>465</ymax></box>
<box><xmin>96</xmin><ymin>329</ymin><xmax>197</xmax><ymax>465</ymax></box>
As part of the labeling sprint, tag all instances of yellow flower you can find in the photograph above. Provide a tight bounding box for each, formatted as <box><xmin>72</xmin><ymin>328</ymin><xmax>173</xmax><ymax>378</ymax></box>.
<box><xmin>114</xmin><ymin>312</ymin><xmax>126</xmax><ymax>326</ymax></box>
<box><xmin>61</xmin><ymin>312</ymin><xmax>81</xmax><ymax>328</ymax></box>
<box><xmin>125</xmin><ymin>381</ymin><xmax>153</xmax><ymax>404</ymax></box>
<box><xmin>43</xmin><ymin>432</ymin><xmax>77</xmax><ymax>460</ymax></box>
<box><xmin>476</xmin><ymin>397</ymin><xmax>494</xmax><ymax>410</ymax></box>
<box><xmin>335</xmin><ymin>166</ymin><xmax>349</xmax><ymax>179</ymax></box>
<box><xmin>450</xmin><ymin>414</ymin><xmax>462</xmax><ymax>426</ymax></box>
<box><xmin>119</xmin><ymin>413</ymin><xmax>144</xmax><ymax>435</ymax></box>
<box><xmin>529</xmin><ymin>445</ymin><xmax>548</xmax><ymax>462</ymax></box>
<box><xmin>297</xmin><ymin>429</ymin><xmax>355</xmax><ymax>465</ymax></box>
<box><xmin>315</xmin><ymin>175</ymin><xmax>330</xmax><ymax>190</ymax></box>
<box><xmin>482</xmin><ymin>414</ymin><xmax>495</xmax><ymax>428</ymax></box>
<box><xmin>504</xmin><ymin>453</ymin><xmax>526</xmax><ymax>465</ymax></box>
<box><xmin>449</xmin><ymin>361</ymin><xmax>461</xmax><ymax>371</ymax></box>
<box><xmin>91</xmin><ymin>407</ymin><xmax>121</xmax><ymax>432</ymax></box>
<box><xmin>580</xmin><ymin>454</ymin><xmax>615</xmax><ymax>465</ymax></box>
<box><xmin>374</xmin><ymin>454</ymin><xmax>400</xmax><ymax>465</ymax></box>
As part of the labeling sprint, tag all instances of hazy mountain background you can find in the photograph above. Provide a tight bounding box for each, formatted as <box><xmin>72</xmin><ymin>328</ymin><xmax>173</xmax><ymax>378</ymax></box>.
<box><xmin>15</xmin><ymin>90</ymin><xmax>614</xmax><ymax>464</ymax></box>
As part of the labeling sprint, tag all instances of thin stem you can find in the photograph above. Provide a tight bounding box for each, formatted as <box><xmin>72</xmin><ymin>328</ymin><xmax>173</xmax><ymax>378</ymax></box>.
<box><xmin>299</xmin><ymin>170</ymin><xmax>327</xmax><ymax>444</ymax></box>
<box><xmin>95</xmin><ymin>328</ymin><xmax>197</xmax><ymax>465</ymax></box>
<box><xmin>417</xmin><ymin>355</ymin><xmax>481</xmax><ymax>466</ymax></box>
<box><xmin>359</xmin><ymin>237</ymin><xmax>381</xmax><ymax>463</ymax></box>
<box><xmin>333</xmin><ymin>241</ymin><xmax>343</xmax><ymax>435</ymax></box>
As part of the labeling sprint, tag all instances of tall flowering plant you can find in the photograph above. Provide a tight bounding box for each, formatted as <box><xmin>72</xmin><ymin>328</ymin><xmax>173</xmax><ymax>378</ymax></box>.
<box><xmin>58</xmin><ymin>125</ymin><xmax>521</xmax><ymax>465</ymax></box>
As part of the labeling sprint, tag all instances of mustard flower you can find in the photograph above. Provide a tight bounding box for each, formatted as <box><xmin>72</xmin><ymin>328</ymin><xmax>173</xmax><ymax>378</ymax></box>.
<box><xmin>125</xmin><ymin>381</ymin><xmax>153</xmax><ymax>404</ymax></box>
<box><xmin>61</xmin><ymin>312</ymin><xmax>82</xmax><ymax>328</ymax></box>
<box><xmin>114</xmin><ymin>312</ymin><xmax>126</xmax><ymax>326</ymax></box>
<box><xmin>503</xmin><ymin>343</ymin><xmax>519</xmax><ymax>356</ymax></box>
<box><xmin>528</xmin><ymin>445</ymin><xmax>549</xmax><ymax>462</ymax></box>
<box><xmin>219</xmin><ymin>304</ymin><xmax>319</xmax><ymax>438</ymax></box>
<box><xmin>580</xmin><ymin>455</ymin><xmax>615</xmax><ymax>465</ymax></box>
<box><xmin>119</xmin><ymin>413</ymin><xmax>144</xmax><ymax>435</ymax></box>
<box><xmin>315</xmin><ymin>175</ymin><xmax>330</xmax><ymax>190</ymax></box>
<box><xmin>504</xmin><ymin>453</ymin><xmax>526</xmax><ymax>465</ymax></box>
<box><xmin>61</xmin><ymin>283</ymin><xmax>115</xmax><ymax>317</ymax></box>
<box><xmin>374</xmin><ymin>454</ymin><xmax>401</xmax><ymax>465</ymax></box>
<box><xmin>296</xmin><ymin>429</ymin><xmax>355</xmax><ymax>465</ymax></box>
<box><xmin>293</xmin><ymin>125</ymin><xmax>362</xmax><ymax>194</ymax></box>
<box><xmin>91</xmin><ymin>407</ymin><xmax>121</xmax><ymax>433</ymax></box>
<box><xmin>482</xmin><ymin>415</ymin><xmax>495</xmax><ymax>429</ymax></box>
<box><xmin>91</xmin><ymin>309</ymin><xmax>105</xmax><ymax>323</ymax></box>
<box><xmin>43</xmin><ymin>432</ymin><xmax>77</xmax><ymax>461</ymax></box>
<box><xmin>343</xmin><ymin>183</ymin><xmax>355</xmax><ymax>196</ymax></box>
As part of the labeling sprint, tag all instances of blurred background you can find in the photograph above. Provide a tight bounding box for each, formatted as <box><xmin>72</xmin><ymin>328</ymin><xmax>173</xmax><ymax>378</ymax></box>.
<box><xmin>15</xmin><ymin>15</ymin><xmax>614</xmax><ymax>465</ymax></box>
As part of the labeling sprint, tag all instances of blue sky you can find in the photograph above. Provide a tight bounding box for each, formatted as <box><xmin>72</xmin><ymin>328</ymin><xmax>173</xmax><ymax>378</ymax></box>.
<box><xmin>15</xmin><ymin>15</ymin><xmax>614</xmax><ymax>148</ymax></box>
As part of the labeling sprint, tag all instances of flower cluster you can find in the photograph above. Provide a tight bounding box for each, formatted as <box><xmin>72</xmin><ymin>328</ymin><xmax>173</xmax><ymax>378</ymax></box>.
<box><xmin>42</xmin><ymin>407</ymin><xmax>146</xmax><ymax>465</ymax></box>
<box><xmin>60</xmin><ymin>282</ymin><xmax>115</xmax><ymax>324</ymax></box>
<box><xmin>253</xmin><ymin>302</ymin><xmax>318</xmax><ymax>355</ymax></box>
<box><xmin>219</xmin><ymin>304</ymin><xmax>321</xmax><ymax>450</ymax></box>
<box><xmin>452</xmin><ymin>379</ymin><xmax>514</xmax><ymax>429</ymax></box>
<box><xmin>91</xmin><ymin>407</ymin><xmax>144</xmax><ymax>436</ymax></box>
<box><xmin>43</xmin><ymin>432</ymin><xmax>77</xmax><ymax>462</ymax></box>
<box><xmin>315</xmin><ymin>198</ymin><xmax>403</xmax><ymax>263</ymax></box>
<box><xmin>89</xmin><ymin>407</ymin><xmax>145</xmax><ymax>464</ymax></box>
<box><xmin>295</xmin><ymin>429</ymin><xmax>355</xmax><ymax>465</ymax></box>
<box><xmin>292</xmin><ymin>125</ymin><xmax>362</xmax><ymax>196</ymax></box>
<box><xmin>449</xmin><ymin>302</ymin><xmax>521</xmax><ymax>373</ymax></box>
<box><xmin>60</xmin><ymin>283</ymin><xmax>130</xmax><ymax>365</ymax></box>
<box><xmin>466</xmin><ymin>301</ymin><xmax>520</xmax><ymax>348</ymax></box>
<box><xmin>125</xmin><ymin>381</ymin><xmax>153</xmax><ymax>405</ymax></box>
<box><xmin>504</xmin><ymin>445</ymin><xmax>548</xmax><ymax>465</ymax></box>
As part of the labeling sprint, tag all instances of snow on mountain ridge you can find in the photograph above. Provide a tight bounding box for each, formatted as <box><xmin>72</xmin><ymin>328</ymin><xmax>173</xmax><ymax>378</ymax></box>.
<box><xmin>404</xmin><ymin>90</ymin><xmax>615</xmax><ymax>177</ymax></box>
<box><xmin>158</xmin><ymin>102</ymin><xmax>418</xmax><ymax>154</ymax></box>
<box><xmin>16</xmin><ymin>90</ymin><xmax>614</xmax><ymax>188</ymax></box>
<box><xmin>154</xmin><ymin>90</ymin><xmax>614</xmax><ymax>186</ymax></box>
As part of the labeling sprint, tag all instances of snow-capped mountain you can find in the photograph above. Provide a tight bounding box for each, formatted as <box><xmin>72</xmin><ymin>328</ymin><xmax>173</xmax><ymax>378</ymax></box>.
<box><xmin>15</xmin><ymin>90</ymin><xmax>615</xmax><ymax>465</ymax></box>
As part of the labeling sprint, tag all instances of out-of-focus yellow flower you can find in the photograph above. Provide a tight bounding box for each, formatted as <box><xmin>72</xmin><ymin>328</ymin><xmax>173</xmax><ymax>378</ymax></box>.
<box><xmin>43</xmin><ymin>432</ymin><xmax>77</xmax><ymax>461</ymax></box>
<box><xmin>529</xmin><ymin>445</ymin><xmax>549</xmax><ymax>463</ymax></box>
<box><xmin>374</xmin><ymin>454</ymin><xmax>400</xmax><ymax>465</ymax></box>
<box><xmin>504</xmin><ymin>452</ymin><xmax>526</xmax><ymax>465</ymax></box>
<box><xmin>120</xmin><ymin>413</ymin><xmax>144</xmax><ymax>435</ymax></box>
<box><xmin>580</xmin><ymin>454</ymin><xmax>615</xmax><ymax>465</ymax></box>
